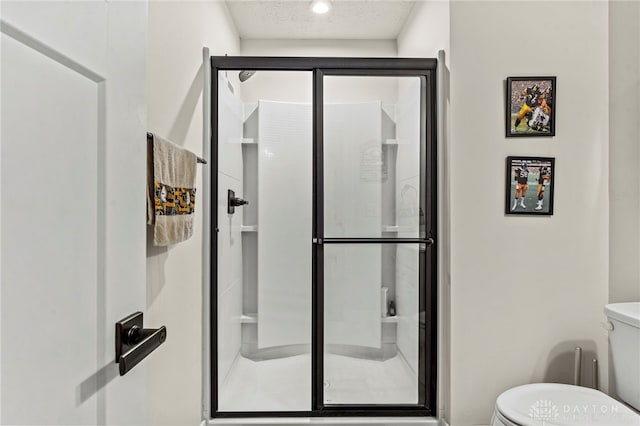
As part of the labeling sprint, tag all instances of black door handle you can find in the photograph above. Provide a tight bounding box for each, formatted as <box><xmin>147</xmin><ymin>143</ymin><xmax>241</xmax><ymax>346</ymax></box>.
<box><xmin>230</xmin><ymin>197</ymin><xmax>248</xmax><ymax>207</ymax></box>
<box><xmin>228</xmin><ymin>189</ymin><xmax>249</xmax><ymax>214</ymax></box>
<box><xmin>115</xmin><ymin>312</ymin><xmax>166</xmax><ymax>376</ymax></box>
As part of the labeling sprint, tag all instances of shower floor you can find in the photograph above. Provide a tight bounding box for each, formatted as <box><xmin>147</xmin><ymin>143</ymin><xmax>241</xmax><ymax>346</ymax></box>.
<box><xmin>218</xmin><ymin>352</ymin><xmax>418</xmax><ymax>411</ymax></box>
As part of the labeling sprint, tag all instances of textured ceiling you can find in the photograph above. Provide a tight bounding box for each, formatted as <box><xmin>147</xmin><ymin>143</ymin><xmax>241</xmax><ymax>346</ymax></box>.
<box><xmin>225</xmin><ymin>1</ymin><xmax>417</xmax><ymax>40</ymax></box>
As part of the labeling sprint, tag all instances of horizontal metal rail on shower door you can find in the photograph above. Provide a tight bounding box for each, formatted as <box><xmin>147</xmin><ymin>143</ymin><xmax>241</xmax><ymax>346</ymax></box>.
<box><xmin>315</xmin><ymin>238</ymin><xmax>435</xmax><ymax>245</ymax></box>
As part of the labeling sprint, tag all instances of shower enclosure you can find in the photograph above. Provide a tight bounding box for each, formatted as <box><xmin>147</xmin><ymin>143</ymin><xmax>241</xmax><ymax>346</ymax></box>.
<box><xmin>211</xmin><ymin>57</ymin><xmax>437</xmax><ymax>418</ymax></box>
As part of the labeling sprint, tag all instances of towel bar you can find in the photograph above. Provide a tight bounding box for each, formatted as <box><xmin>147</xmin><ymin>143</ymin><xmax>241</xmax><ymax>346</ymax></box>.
<box><xmin>147</xmin><ymin>132</ymin><xmax>207</xmax><ymax>164</ymax></box>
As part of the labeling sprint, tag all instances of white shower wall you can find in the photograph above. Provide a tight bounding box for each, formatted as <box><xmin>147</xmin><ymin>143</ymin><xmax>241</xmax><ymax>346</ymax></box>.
<box><xmin>228</xmin><ymin>80</ymin><xmax>424</xmax><ymax>358</ymax></box>
<box><xmin>241</xmin><ymin>99</ymin><xmax>389</xmax><ymax>351</ymax></box>
<box><xmin>324</xmin><ymin>101</ymin><xmax>384</xmax><ymax>349</ymax></box>
<box><xmin>257</xmin><ymin>100</ymin><xmax>313</xmax><ymax>349</ymax></box>
<box><xmin>217</xmin><ymin>75</ymin><xmax>245</xmax><ymax>384</ymax></box>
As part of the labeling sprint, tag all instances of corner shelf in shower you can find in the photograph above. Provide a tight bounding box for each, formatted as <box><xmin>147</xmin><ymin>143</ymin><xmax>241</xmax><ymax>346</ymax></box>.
<box><xmin>241</xmin><ymin>225</ymin><xmax>258</xmax><ymax>232</ymax></box>
<box><xmin>381</xmin><ymin>225</ymin><xmax>417</xmax><ymax>233</ymax></box>
<box><xmin>225</xmin><ymin>138</ymin><xmax>256</xmax><ymax>144</ymax></box>
<box><xmin>240</xmin><ymin>313</ymin><xmax>258</xmax><ymax>323</ymax></box>
<box><xmin>382</xmin><ymin>139</ymin><xmax>413</xmax><ymax>145</ymax></box>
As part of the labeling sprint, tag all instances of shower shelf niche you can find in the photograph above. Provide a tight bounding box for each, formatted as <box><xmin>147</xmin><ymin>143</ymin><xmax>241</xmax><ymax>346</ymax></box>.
<box><xmin>381</xmin><ymin>225</ymin><xmax>416</xmax><ymax>233</ymax></box>
<box><xmin>239</xmin><ymin>313</ymin><xmax>258</xmax><ymax>324</ymax></box>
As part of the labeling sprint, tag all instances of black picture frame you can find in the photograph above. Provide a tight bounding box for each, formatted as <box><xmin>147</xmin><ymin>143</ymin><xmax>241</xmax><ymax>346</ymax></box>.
<box><xmin>506</xmin><ymin>76</ymin><xmax>556</xmax><ymax>137</ymax></box>
<box><xmin>505</xmin><ymin>156</ymin><xmax>555</xmax><ymax>215</ymax></box>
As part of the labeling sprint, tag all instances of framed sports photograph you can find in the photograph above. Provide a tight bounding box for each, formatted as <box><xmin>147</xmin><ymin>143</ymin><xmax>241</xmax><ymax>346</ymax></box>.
<box><xmin>505</xmin><ymin>156</ymin><xmax>555</xmax><ymax>215</ymax></box>
<box><xmin>506</xmin><ymin>76</ymin><xmax>556</xmax><ymax>137</ymax></box>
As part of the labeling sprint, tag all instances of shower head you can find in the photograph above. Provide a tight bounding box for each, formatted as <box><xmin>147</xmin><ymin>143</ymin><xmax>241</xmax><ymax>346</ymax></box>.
<box><xmin>238</xmin><ymin>70</ymin><xmax>256</xmax><ymax>82</ymax></box>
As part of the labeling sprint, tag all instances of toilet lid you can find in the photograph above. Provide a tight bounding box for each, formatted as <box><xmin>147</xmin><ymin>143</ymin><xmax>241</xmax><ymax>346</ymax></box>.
<box><xmin>496</xmin><ymin>383</ymin><xmax>640</xmax><ymax>426</ymax></box>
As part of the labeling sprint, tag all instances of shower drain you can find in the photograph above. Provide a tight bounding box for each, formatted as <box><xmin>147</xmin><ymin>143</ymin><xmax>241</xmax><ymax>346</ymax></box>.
<box><xmin>323</xmin><ymin>380</ymin><xmax>330</xmax><ymax>388</ymax></box>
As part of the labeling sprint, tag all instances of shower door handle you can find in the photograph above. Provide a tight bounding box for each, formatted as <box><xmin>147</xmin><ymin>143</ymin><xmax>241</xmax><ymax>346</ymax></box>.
<box><xmin>230</xmin><ymin>197</ymin><xmax>248</xmax><ymax>207</ymax></box>
<box><xmin>228</xmin><ymin>189</ymin><xmax>249</xmax><ymax>214</ymax></box>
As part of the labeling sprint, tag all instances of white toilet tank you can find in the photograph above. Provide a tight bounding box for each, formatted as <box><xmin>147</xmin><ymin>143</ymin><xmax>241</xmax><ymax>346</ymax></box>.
<box><xmin>605</xmin><ymin>302</ymin><xmax>640</xmax><ymax>411</ymax></box>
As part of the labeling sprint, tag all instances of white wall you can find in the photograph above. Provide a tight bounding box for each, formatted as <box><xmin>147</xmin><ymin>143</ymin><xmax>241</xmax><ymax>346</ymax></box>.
<box><xmin>448</xmin><ymin>2</ymin><xmax>609</xmax><ymax>425</ymax></box>
<box><xmin>608</xmin><ymin>0</ymin><xmax>640</xmax><ymax>400</ymax></box>
<box><xmin>397</xmin><ymin>1</ymin><xmax>450</xmax><ymax>67</ymax></box>
<box><xmin>609</xmin><ymin>0</ymin><xmax>640</xmax><ymax>304</ymax></box>
<box><xmin>146</xmin><ymin>2</ymin><xmax>240</xmax><ymax>424</ymax></box>
<box><xmin>241</xmin><ymin>38</ymin><xmax>397</xmax><ymax>58</ymax></box>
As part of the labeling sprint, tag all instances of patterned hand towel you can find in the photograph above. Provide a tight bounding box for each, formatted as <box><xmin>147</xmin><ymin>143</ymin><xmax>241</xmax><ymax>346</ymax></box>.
<box><xmin>147</xmin><ymin>133</ymin><xmax>197</xmax><ymax>246</ymax></box>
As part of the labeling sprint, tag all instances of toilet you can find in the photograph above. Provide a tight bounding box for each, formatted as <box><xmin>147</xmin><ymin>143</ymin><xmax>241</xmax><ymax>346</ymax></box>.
<box><xmin>491</xmin><ymin>302</ymin><xmax>640</xmax><ymax>426</ymax></box>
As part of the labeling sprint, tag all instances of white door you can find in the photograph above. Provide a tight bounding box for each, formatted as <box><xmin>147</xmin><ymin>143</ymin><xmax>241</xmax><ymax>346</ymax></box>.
<box><xmin>1</xmin><ymin>2</ymin><xmax>148</xmax><ymax>424</ymax></box>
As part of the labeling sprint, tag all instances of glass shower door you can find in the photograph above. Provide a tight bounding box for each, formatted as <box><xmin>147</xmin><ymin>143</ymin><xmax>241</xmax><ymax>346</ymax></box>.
<box><xmin>216</xmin><ymin>70</ymin><xmax>313</xmax><ymax>412</ymax></box>
<box><xmin>212</xmin><ymin>56</ymin><xmax>438</xmax><ymax>417</ymax></box>
<box><xmin>320</xmin><ymin>74</ymin><xmax>432</xmax><ymax>407</ymax></box>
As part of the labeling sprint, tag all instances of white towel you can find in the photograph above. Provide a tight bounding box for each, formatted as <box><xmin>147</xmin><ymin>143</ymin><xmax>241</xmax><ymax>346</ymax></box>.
<box><xmin>147</xmin><ymin>134</ymin><xmax>197</xmax><ymax>246</ymax></box>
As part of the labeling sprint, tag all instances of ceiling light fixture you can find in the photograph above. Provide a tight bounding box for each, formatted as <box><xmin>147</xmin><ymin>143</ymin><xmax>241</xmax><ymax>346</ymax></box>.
<box><xmin>311</xmin><ymin>0</ymin><xmax>331</xmax><ymax>15</ymax></box>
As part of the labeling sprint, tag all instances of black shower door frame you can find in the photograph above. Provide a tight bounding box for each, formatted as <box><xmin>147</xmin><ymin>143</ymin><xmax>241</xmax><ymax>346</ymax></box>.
<box><xmin>210</xmin><ymin>56</ymin><xmax>438</xmax><ymax>419</ymax></box>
